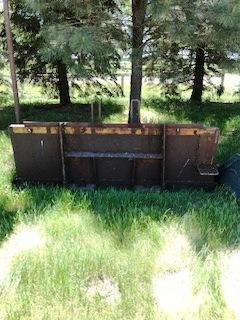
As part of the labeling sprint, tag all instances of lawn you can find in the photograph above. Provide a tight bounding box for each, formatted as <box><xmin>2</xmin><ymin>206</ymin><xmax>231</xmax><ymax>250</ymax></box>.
<box><xmin>1</xmin><ymin>87</ymin><xmax>240</xmax><ymax>319</ymax></box>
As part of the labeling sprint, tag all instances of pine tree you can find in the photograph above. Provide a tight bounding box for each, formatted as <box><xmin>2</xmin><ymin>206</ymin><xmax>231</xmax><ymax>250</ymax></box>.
<box><xmin>129</xmin><ymin>0</ymin><xmax>148</xmax><ymax>123</ymax></box>
<box><xmin>149</xmin><ymin>0</ymin><xmax>240</xmax><ymax>102</ymax></box>
<box><xmin>2</xmin><ymin>0</ymin><xmax>123</xmax><ymax>105</ymax></box>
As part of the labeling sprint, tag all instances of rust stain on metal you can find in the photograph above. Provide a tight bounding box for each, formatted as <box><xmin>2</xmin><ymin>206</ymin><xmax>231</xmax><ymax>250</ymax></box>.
<box><xmin>10</xmin><ymin>124</ymin><xmax>162</xmax><ymax>136</ymax></box>
<box><xmin>65</xmin><ymin>127</ymin><xmax>76</xmax><ymax>135</ymax></box>
<box><xmin>50</xmin><ymin>127</ymin><xmax>59</xmax><ymax>134</ymax></box>
<box><xmin>90</xmin><ymin>127</ymin><xmax>160</xmax><ymax>135</ymax></box>
<box><xmin>166</xmin><ymin>127</ymin><xmax>218</xmax><ymax>136</ymax></box>
<box><xmin>63</xmin><ymin>126</ymin><xmax>161</xmax><ymax>136</ymax></box>
<box><xmin>11</xmin><ymin>126</ymin><xmax>48</xmax><ymax>134</ymax></box>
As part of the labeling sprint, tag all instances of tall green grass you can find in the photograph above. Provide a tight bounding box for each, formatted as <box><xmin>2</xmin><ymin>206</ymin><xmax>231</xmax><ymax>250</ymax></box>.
<box><xmin>0</xmin><ymin>90</ymin><xmax>240</xmax><ymax>319</ymax></box>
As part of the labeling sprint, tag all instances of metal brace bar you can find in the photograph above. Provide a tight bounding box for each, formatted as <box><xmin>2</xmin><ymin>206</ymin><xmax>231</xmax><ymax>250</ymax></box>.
<box><xmin>92</xmin><ymin>158</ymin><xmax>98</xmax><ymax>186</ymax></box>
<box><xmin>91</xmin><ymin>103</ymin><xmax>94</xmax><ymax>123</ymax></box>
<box><xmin>91</xmin><ymin>101</ymin><xmax>102</xmax><ymax>123</ymax></box>
<box><xmin>98</xmin><ymin>101</ymin><xmax>102</xmax><ymax>122</ymax></box>
<box><xmin>65</xmin><ymin>151</ymin><xmax>163</xmax><ymax>159</ymax></box>
<box><xmin>59</xmin><ymin>122</ymin><xmax>66</xmax><ymax>186</ymax></box>
<box><xmin>3</xmin><ymin>0</ymin><xmax>21</xmax><ymax>123</ymax></box>
<box><xmin>131</xmin><ymin>158</ymin><xmax>136</xmax><ymax>187</ymax></box>
<box><xmin>162</xmin><ymin>124</ymin><xmax>166</xmax><ymax>189</ymax></box>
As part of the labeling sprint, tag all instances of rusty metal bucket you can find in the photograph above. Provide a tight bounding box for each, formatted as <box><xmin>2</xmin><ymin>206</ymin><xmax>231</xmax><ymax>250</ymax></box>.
<box><xmin>9</xmin><ymin>122</ymin><xmax>220</xmax><ymax>189</ymax></box>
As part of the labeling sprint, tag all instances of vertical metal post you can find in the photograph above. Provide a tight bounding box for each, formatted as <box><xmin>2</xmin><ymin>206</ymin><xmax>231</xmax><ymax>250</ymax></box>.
<box><xmin>92</xmin><ymin>158</ymin><xmax>98</xmax><ymax>187</ymax></box>
<box><xmin>91</xmin><ymin>102</ymin><xmax>94</xmax><ymax>123</ymax></box>
<box><xmin>3</xmin><ymin>0</ymin><xmax>21</xmax><ymax>123</ymax></box>
<box><xmin>162</xmin><ymin>124</ymin><xmax>166</xmax><ymax>189</ymax></box>
<box><xmin>121</xmin><ymin>74</ymin><xmax>124</xmax><ymax>94</ymax></box>
<box><xmin>131</xmin><ymin>158</ymin><xmax>136</xmax><ymax>188</ymax></box>
<box><xmin>59</xmin><ymin>122</ymin><xmax>66</xmax><ymax>186</ymax></box>
<box><xmin>98</xmin><ymin>101</ymin><xmax>102</xmax><ymax>122</ymax></box>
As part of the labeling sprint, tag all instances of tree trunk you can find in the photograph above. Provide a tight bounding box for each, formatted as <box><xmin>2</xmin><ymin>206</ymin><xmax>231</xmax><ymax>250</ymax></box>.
<box><xmin>56</xmin><ymin>61</ymin><xmax>71</xmax><ymax>106</ymax></box>
<box><xmin>190</xmin><ymin>47</ymin><xmax>205</xmax><ymax>103</ymax></box>
<box><xmin>128</xmin><ymin>0</ymin><xmax>148</xmax><ymax>123</ymax></box>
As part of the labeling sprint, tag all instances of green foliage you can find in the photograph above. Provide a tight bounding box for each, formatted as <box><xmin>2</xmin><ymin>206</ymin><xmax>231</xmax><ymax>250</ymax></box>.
<box><xmin>1</xmin><ymin>0</ymin><xmax>240</xmax><ymax>103</ymax></box>
<box><xmin>146</xmin><ymin>0</ymin><xmax>240</xmax><ymax>97</ymax></box>
<box><xmin>2</xmin><ymin>0</ymin><xmax>124</xmax><ymax>100</ymax></box>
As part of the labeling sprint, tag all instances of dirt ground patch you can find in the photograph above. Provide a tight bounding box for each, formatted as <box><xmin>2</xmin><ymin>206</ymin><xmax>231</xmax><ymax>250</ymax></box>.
<box><xmin>86</xmin><ymin>275</ymin><xmax>121</xmax><ymax>305</ymax></box>
<box><xmin>153</xmin><ymin>268</ymin><xmax>193</xmax><ymax>317</ymax></box>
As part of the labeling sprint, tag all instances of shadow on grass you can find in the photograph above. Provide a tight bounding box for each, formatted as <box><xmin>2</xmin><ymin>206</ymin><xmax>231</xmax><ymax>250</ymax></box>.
<box><xmin>1</xmin><ymin>181</ymin><xmax>239</xmax><ymax>254</ymax></box>
<box><xmin>144</xmin><ymin>96</ymin><xmax>240</xmax><ymax>132</ymax></box>
<box><xmin>0</xmin><ymin>101</ymin><xmax>124</xmax><ymax>130</ymax></box>
<box><xmin>2</xmin><ymin>97</ymin><xmax>240</xmax><ymax>133</ymax></box>
<box><xmin>0</xmin><ymin>199</ymin><xmax>17</xmax><ymax>241</ymax></box>
<box><xmin>218</xmin><ymin>131</ymin><xmax>240</xmax><ymax>165</ymax></box>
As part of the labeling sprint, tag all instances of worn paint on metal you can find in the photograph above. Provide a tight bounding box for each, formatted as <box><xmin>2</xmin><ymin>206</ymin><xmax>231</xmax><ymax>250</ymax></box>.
<box><xmin>166</xmin><ymin>127</ymin><xmax>219</xmax><ymax>136</ymax></box>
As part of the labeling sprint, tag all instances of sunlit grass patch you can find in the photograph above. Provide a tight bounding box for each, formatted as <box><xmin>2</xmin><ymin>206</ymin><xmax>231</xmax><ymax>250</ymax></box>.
<box><xmin>220</xmin><ymin>250</ymin><xmax>240</xmax><ymax>319</ymax></box>
<box><xmin>152</xmin><ymin>226</ymin><xmax>195</xmax><ymax>317</ymax></box>
<box><xmin>0</xmin><ymin>208</ymin><xmax>158</xmax><ymax>319</ymax></box>
<box><xmin>0</xmin><ymin>225</ymin><xmax>45</xmax><ymax>285</ymax></box>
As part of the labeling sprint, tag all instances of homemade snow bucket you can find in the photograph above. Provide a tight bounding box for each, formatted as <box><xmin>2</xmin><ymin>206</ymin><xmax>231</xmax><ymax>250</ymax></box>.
<box><xmin>9</xmin><ymin>122</ymin><xmax>220</xmax><ymax>189</ymax></box>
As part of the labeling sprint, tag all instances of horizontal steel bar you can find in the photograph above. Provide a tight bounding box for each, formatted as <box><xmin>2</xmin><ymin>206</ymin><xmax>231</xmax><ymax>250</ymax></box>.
<box><xmin>166</xmin><ymin>127</ymin><xmax>219</xmax><ymax>136</ymax></box>
<box><xmin>165</xmin><ymin>179</ymin><xmax>215</xmax><ymax>184</ymax></box>
<box><xmin>10</xmin><ymin>125</ymin><xmax>162</xmax><ymax>136</ymax></box>
<box><xmin>65</xmin><ymin>151</ymin><xmax>163</xmax><ymax>160</ymax></box>
<box><xmin>10</xmin><ymin>124</ymin><xmax>219</xmax><ymax>137</ymax></box>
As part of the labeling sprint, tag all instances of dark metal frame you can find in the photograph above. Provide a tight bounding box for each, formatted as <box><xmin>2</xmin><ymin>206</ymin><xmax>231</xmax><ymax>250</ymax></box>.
<box><xmin>3</xmin><ymin>0</ymin><xmax>21</xmax><ymax>123</ymax></box>
<box><xmin>9</xmin><ymin>122</ymin><xmax>220</xmax><ymax>190</ymax></box>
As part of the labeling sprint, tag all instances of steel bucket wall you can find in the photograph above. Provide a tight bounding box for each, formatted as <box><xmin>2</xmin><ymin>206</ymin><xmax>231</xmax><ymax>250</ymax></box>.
<box><xmin>9</xmin><ymin>122</ymin><xmax>220</xmax><ymax>189</ymax></box>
